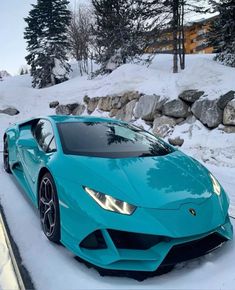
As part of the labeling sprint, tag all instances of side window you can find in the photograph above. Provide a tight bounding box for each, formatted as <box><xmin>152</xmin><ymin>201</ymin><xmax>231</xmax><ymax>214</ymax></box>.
<box><xmin>34</xmin><ymin>120</ymin><xmax>56</xmax><ymax>153</ymax></box>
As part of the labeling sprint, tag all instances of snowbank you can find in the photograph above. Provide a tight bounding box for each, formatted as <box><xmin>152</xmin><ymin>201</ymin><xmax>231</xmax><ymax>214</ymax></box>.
<box><xmin>0</xmin><ymin>54</ymin><xmax>235</xmax><ymax>289</ymax></box>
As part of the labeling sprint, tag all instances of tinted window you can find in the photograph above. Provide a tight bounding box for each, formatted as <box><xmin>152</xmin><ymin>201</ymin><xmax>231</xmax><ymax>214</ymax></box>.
<box><xmin>34</xmin><ymin>120</ymin><xmax>56</xmax><ymax>153</ymax></box>
<box><xmin>57</xmin><ymin>122</ymin><xmax>173</xmax><ymax>158</ymax></box>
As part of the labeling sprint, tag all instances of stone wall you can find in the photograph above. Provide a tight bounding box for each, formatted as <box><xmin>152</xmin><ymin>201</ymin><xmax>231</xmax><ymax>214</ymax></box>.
<box><xmin>51</xmin><ymin>89</ymin><xmax>235</xmax><ymax>138</ymax></box>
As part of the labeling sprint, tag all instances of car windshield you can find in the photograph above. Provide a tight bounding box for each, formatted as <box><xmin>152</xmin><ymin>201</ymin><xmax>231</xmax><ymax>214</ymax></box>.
<box><xmin>57</xmin><ymin>121</ymin><xmax>174</xmax><ymax>158</ymax></box>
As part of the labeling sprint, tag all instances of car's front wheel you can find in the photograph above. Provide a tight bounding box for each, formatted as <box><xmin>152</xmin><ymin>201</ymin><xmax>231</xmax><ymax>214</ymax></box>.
<box><xmin>3</xmin><ymin>137</ymin><xmax>11</xmax><ymax>174</ymax></box>
<box><xmin>39</xmin><ymin>172</ymin><xmax>60</xmax><ymax>243</ymax></box>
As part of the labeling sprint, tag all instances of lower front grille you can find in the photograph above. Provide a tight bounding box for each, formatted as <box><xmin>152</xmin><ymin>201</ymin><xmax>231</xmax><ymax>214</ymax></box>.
<box><xmin>80</xmin><ymin>230</ymin><xmax>107</xmax><ymax>250</ymax></box>
<box><xmin>161</xmin><ymin>233</ymin><xmax>227</xmax><ymax>266</ymax></box>
<box><xmin>108</xmin><ymin>230</ymin><xmax>166</xmax><ymax>250</ymax></box>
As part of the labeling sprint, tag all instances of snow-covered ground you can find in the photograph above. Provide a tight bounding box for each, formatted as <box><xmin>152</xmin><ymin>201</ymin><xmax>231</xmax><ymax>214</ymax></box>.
<box><xmin>0</xmin><ymin>54</ymin><xmax>235</xmax><ymax>289</ymax></box>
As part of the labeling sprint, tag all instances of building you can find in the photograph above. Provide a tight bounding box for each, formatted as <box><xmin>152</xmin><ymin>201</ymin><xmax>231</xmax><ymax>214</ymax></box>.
<box><xmin>147</xmin><ymin>16</ymin><xmax>217</xmax><ymax>54</ymax></box>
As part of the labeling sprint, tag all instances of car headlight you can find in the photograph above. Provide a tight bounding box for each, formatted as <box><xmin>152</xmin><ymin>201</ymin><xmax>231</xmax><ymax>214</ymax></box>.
<box><xmin>84</xmin><ymin>187</ymin><xmax>136</xmax><ymax>215</ymax></box>
<box><xmin>210</xmin><ymin>174</ymin><xmax>221</xmax><ymax>196</ymax></box>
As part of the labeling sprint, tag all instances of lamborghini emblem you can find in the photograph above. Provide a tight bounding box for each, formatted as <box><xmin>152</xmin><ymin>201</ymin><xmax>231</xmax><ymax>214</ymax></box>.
<box><xmin>189</xmin><ymin>208</ymin><xmax>196</xmax><ymax>216</ymax></box>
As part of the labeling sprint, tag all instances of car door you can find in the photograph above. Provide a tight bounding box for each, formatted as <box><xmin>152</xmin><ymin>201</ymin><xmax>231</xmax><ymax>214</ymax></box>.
<box><xmin>22</xmin><ymin>119</ymin><xmax>57</xmax><ymax>194</ymax></box>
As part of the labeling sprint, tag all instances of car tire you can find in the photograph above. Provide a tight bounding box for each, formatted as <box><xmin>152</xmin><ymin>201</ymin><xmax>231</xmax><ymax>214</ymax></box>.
<box><xmin>39</xmin><ymin>172</ymin><xmax>61</xmax><ymax>243</ymax></box>
<box><xmin>3</xmin><ymin>137</ymin><xmax>12</xmax><ymax>174</ymax></box>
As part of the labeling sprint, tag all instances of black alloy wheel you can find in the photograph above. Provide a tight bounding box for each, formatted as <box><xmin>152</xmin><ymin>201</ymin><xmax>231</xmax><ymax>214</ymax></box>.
<box><xmin>39</xmin><ymin>172</ymin><xmax>60</xmax><ymax>243</ymax></box>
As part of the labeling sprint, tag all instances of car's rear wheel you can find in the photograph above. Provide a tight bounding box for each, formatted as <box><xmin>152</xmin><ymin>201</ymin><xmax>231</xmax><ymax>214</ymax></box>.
<box><xmin>3</xmin><ymin>137</ymin><xmax>11</xmax><ymax>174</ymax></box>
<box><xmin>39</xmin><ymin>172</ymin><xmax>60</xmax><ymax>243</ymax></box>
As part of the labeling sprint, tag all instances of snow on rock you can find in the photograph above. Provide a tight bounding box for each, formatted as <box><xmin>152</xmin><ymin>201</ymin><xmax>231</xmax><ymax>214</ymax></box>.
<box><xmin>223</xmin><ymin>99</ymin><xmax>235</xmax><ymax>125</ymax></box>
<box><xmin>191</xmin><ymin>99</ymin><xmax>223</xmax><ymax>128</ymax></box>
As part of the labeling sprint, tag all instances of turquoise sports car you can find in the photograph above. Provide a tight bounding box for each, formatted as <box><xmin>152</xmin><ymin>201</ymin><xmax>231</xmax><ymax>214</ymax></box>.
<box><xmin>3</xmin><ymin>116</ymin><xmax>233</xmax><ymax>278</ymax></box>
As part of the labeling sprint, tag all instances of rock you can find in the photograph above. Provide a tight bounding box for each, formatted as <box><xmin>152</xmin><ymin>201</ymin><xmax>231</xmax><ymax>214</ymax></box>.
<box><xmin>134</xmin><ymin>94</ymin><xmax>166</xmax><ymax>121</ymax></box>
<box><xmin>162</xmin><ymin>99</ymin><xmax>189</xmax><ymax>118</ymax></box>
<box><xmin>72</xmin><ymin>104</ymin><xmax>86</xmax><ymax>116</ymax></box>
<box><xmin>179</xmin><ymin>90</ymin><xmax>204</xmax><ymax>103</ymax></box>
<box><xmin>83</xmin><ymin>95</ymin><xmax>90</xmax><ymax>104</ymax></box>
<box><xmin>87</xmin><ymin>97</ymin><xmax>99</xmax><ymax>114</ymax></box>
<box><xmin>175</xmin><ymin>118</ymin><xmax>185</xmax><ymax>125</ymax></box>
<box><xmin>56</xmin><ymin>105</ymin><xmax>70</xmax><ymax>115</ymax></box>
<box><xmin>218</xmin><ymin>91</ymin><xmax>235</xmax><ymax>110</ymax></box>
<box><xmin>67</xmin><ymin>103</ymin><xmax>79</xmax><ymax>112</ymax></box>
<box><xmin>184</xmin><ymin>115</ymin><xmax>197</xmax><ymax>124</ymax></box>
<box><xmin>152</xmin><ymin>116</ymin><xmax>176</xmax><ymax>138</ymax></box>
<box><xmin>191</xmin><ymin>99</ymin><xmax>223</xmax><ymax>128</ymax></box>
<box><xmin>49</xmin><ymin>101</ymin><xmax>59</xmax><ymax>108</ymax></box>
<box><xmin>223</xmin><ymin>99</ymin><xmax>235</xmax><ymax>126</ymax></box>
<box><xmin>122</xmin><ymin>91</ymin><xmax>141</xmax><ymax>101</ymax></box>
<box><xmin>0</xmin><ymin>107</ymin><xmax>19</xmax><ymax>116</ymax></box>
<box><xmin>168</xmin><ymin>137</ymin><xmax>184</xmax><ymax>147</ymax></box>
<box><xmin>115</xmin><ymin>100</ymin><xmax>137</xmax><ymax>122</ymax></box>
<box><xmin>98</xmin><ymin>96</ymin><xmax>113</xmax><ymax>111</ymax></box>
<box><xmin>109</xmin><ymin>108</ymin><xmax>119</xmax><ymax>117</ymax></box>
<box><xmin>111</xmin><ymin>95</ymin><xmax>122</xmax><ymax>109</ymax></box>
<box><xmin>222</xmin><ymin>126</ymin><xmax>235</xmax><ymax>134</ymax></box>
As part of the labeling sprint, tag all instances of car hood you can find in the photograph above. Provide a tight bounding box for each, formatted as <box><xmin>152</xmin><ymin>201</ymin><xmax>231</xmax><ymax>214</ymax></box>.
<box><xmin>55</xmin><ymin>150</ymin><xmax>216</xmax><ymax>209</ymax></box>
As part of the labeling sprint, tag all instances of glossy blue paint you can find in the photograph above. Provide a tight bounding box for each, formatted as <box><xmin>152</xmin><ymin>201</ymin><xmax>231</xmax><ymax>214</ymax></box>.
<box><xmin>4</xmin><ymin>115</ymin><xmax>233</xmax><ymax>272</ymax></box>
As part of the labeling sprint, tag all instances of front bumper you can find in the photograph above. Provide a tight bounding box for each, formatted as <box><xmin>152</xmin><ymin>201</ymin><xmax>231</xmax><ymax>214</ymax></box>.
<box><xmin>60</xmin><ymin>206</ymin><xmax>233</xmax><ymax>272</ymax></box>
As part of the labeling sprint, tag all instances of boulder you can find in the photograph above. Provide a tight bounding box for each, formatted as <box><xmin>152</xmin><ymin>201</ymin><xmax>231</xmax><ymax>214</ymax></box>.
<box><xmin>98</xmin><ymin>96</ymin><xmax>113</xmax><ymax>111</ymax></box>
<box><xmin>222</xmin><ymin>126</ymin><xmax>235</xmax><ymax>134</ymax></box>
<box><xmin>111</xmin><ymin>95</ymin><xmax>122</xmax><ymax>110</ymax></box>
<box><xmin>83</xmin><ymin>95</ymin><xmax>90</xmax><ymax>104</ymax></box>
<box><xmin>0</xmin><ymin>107</ymin><xmax>19</xmax><ymax>116</ymax></box>
<box><xmin>191</xmin><ymin>99</ymin><xmax>223</xmax><ymax>128</ymax></box>
<box><xmin>175</xmin><ymin>118</ymin><xmax>185</xmax><ymax>125</ymax></box>
<box><xmin>152</xmin><ymin>116</ymin><xmax>176</xmax><ymax>138</ymax></box>
<box><xmin>87</xmin><ymin>97</ymin><xmax>99</xmax><ymax>114</ymax></box>
<box><xmin>168</xmin><ymin>137</ymin><xmax>184</xmax><ymax>147</ymax></box>
<box><xmin>179</xmin><ymin>90</ymin><xmax>204</xmax><ymax>103</ymax></box>
<box><xmin>223</xmin><ymin>99</ymin><xmax>235</xmax><ymax>126</ymax></box>
<box><xmin>72</xmin><ymin>104</ymin><xmax>86</xmax><ymax>116</ymax></box>
<box><xmin>162</xmin><ymin>99</ymin><xmax>189</xmax><ymax>118</ymax></box>
<box><xmin>56</xmin><ymin>105</ymin><xmax>70</xmax><ymax>115</ymax></box>
<box><xmin>122</xmin><ymin>91</ymin><xmax>141</xmax><ymax>101</ymax></box>
<box><xmin>109</xmin><ymin>108</ymin><xmax>119</xmax><ymax>118</ymax></box>
<box><xmin>134</xmin><ymin>94</ymin><xmax>166</xmax><ymax>121</ymax></box>
<box><xmin>184</xmin><ymin>114</ymin><xmax>197</xmax><ymax>124</ymax></box>
<box><xmin>115</xmin><ymin>100</ymin><xmax>137</xmax><ymax>122</ymax></box>
<box><xmin>218</xmin><ymin>91</ymin><xmax>235</xmax><ymax>110</ymax></box>
<box><xmin>67</xmin><ymin>103</ymin><xmax>79</xmax><ymax>112</ymax></box>
<box><xmin>49</xmin><ymin>101</ymin><xmax>59</xmax><ymax>108</ymax></box>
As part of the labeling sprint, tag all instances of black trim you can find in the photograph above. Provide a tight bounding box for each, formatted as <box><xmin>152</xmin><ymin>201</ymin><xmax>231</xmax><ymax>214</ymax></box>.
<box><xmin>108</xmin><ymin>230</ymin><xmax>167</xmax><ymax>250</ymax></box>
<box><xmin>161</xmin><ymin>233</ymin><xmax>227</xmax><ymax>266</ymax></box>
<box><xmin>80</xmin><ymin>230</ymin><xmax>107</xmax><ymax>250</ymax></box>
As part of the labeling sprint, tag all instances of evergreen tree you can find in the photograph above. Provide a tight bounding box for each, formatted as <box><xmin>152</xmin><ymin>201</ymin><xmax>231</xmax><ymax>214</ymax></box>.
<box><xmin>24</xmin><ymin>0</ymin><xmax>72</xmax><ymax>88</ymax></box>
<box><xmin>92</xmin><ymin>0</ymin><xmax>147</xmax><ymax>74</ymax></box>
<box><xmin>209</xmin><ymin>0</ymin><xmax>235</xmax><ymax>67</ymax></box>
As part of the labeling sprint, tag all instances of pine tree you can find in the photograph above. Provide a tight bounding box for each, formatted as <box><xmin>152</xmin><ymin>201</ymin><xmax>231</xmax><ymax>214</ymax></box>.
<box><xmin>92</xmin><ymin>0</ymin><xmax>147</xmax><ymax>74</ymax></box>
<box><xmin>24</xmin><ymin>0</ymin><xmax>72</xmax><ymax>88</ymax></box>
<box><xmin>209</xmin><ymin>0</ymin><xmax>235</xmax><ymax>67</ymax></box>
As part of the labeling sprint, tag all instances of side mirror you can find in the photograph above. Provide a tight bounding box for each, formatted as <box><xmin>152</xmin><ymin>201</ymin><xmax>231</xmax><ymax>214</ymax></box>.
<box><xmin>17</xmin><ymin>138</ymin><xmax>38</xmax><ymax>149</ymax></box>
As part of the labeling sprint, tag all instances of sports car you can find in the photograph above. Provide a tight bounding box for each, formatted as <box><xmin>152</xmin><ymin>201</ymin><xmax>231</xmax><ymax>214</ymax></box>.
<box><xmin>3</xmin><ymin>116</ymin><xmax>233</xmax><ymax>276</ymax></box>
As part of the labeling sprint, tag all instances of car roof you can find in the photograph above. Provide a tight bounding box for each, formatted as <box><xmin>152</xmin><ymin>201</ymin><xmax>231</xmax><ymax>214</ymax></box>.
<box><xmin>48</xmin><ymin>115</ymin><xmax>124</xmax><ymax>124</ymax></box>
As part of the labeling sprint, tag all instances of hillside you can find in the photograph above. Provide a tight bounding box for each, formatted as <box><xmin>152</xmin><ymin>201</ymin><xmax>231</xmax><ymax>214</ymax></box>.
<box><xmin>0</xmin><ymin>54</ymin><xmax>235</xmax><ymax>290</ymax></box>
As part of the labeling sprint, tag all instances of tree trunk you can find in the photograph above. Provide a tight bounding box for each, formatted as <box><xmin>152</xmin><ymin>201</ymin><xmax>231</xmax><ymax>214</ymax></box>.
<box><xmin>180</xmin><ymin>0</ymin><xmax>185</xmax><ymax>70</ymax></box>
<box><xmin>172</xmin><ymin>0</ymin><xmax>179</xmax><ymax>73</ymax></box>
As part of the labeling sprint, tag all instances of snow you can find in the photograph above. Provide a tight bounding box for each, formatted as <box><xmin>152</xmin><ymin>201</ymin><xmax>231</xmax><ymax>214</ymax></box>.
<box><xmin>0</xmin><ymin>54</ymin><xmax>235</xmax><ymax>289</ymax></box>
